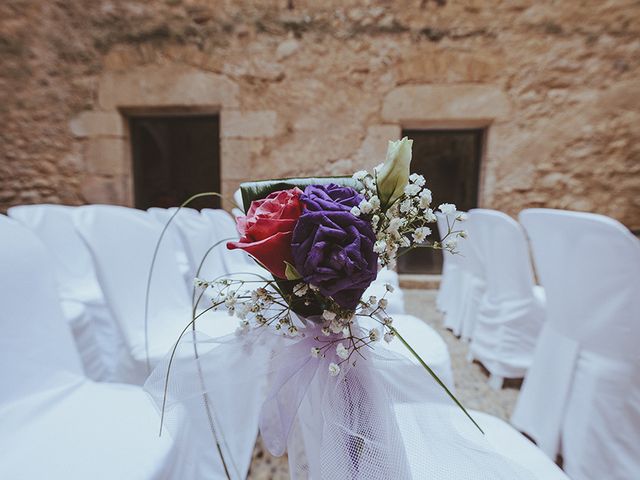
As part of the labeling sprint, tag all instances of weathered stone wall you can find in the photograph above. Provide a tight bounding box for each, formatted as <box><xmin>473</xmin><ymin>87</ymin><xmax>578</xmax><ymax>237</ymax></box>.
<box><xmin>1</xmin><ymin>0</ymin><xmax>639</xmax><ymax>230</ymax></box>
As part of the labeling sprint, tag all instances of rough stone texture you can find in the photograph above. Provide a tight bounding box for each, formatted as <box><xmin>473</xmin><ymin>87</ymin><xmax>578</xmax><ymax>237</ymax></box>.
<box><xmin>382</xmin><ymin>84</ymin><xmax>511</xmax><ymax>123</ymax></box>
<box><xmin>221</xmin><ymin>110</ymin><xmax>278</xmax><ymax>138</ymax></box>
<box><xmin>1</xmin><ymin>0</ymin><xmax>639</xmax><ymax>232</ymax></box>
<box><xmin>98</xmin><ymin>67</ymin><xmax>240</xmax><ymax>110</ymax></box>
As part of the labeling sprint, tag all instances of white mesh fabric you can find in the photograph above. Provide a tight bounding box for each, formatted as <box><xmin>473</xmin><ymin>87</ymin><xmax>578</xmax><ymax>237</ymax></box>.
<box><xmin>145</xmin><ymin>321</ymin><xmax>537</xmax><ymax>480</ymax></box>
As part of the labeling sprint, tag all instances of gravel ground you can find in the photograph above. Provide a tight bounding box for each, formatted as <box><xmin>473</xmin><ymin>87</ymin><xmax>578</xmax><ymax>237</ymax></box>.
<box><xmin>247</xmin><ymin>289</ymin><xmax>521</xmax><ymax>479</ymax></box>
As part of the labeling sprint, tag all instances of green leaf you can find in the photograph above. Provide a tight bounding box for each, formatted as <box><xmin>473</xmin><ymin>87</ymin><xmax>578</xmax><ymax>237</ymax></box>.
<box><xmin>240</xmin><ymin>176</ymin><xmax>360</xmax><ymax>211</ymax></box>
<box><xmin>284</xmin><ymin>261</ymin><xmax>302</xmax><ymax>280</ymax></box>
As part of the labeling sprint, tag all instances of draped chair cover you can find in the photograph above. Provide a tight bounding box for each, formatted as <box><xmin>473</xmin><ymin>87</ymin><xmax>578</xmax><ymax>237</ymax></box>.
<box><xmin>74</xmin><ymin>205</ymin><xmax>264</xmax><ymax>478</ymax></box>
<box><xmin>147</xmin><ymin>207</ymin><xmax>200</xmax><ymax>288</ymax></box>
<box><xmin>0</xmin><ymin>216</ymin><xmax>182</xmax><ymax>480</ymax></box>
<box><xmin>511</xmin><ymin>209</ymin><xmax>640</xmax><ymax>480</ymax></box>
<box><xmin>201</xmin><ymin>207</ymin><xmax>263</xmax><ymax>279</ymax></box>
<box><xmin>74</xmin><ymin>205</ymin><xmax>236</xmax><ymax>382</ymax></box>
<box><xmin>467</xmin><ymin>209</ymin><xmax>545</xmax><ymax>385</ymax></box>
<box><xmin>438</xmin><ymin>211</ymin><xmax>475</xmax><ymax>336</ymax></box>
<box><xmin>435</xmin><ymin>212</ymin><xmax>458</xmax><ymax>314</ymax></box>
<box><xmin>8</xmin><ymin>204</ymin><xmax>118</xmax><ymax>381</ymax></box>
<box><xmin>454</xmin><ymin>211</ymin><xmax>486</xmax><ymax>341</ymax></box>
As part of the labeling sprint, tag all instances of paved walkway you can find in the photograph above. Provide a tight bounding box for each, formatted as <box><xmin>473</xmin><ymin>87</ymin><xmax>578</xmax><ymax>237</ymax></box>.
<box><xmin>247</xmin><ymin>289</ymin><xmax>521</xmax><ymax>479</ymax></box>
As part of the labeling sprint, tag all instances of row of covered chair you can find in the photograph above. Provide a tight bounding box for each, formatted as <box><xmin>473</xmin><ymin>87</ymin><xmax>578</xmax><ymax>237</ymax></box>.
<box><xmin>437</xmin><ymin>207</ymin><xmax>640</xmax><ymax>480</ymax></box>
<box><xmin>0</xmin><ymin>204</ymin><xmax>571</xmax><ymax>479</ymax></box>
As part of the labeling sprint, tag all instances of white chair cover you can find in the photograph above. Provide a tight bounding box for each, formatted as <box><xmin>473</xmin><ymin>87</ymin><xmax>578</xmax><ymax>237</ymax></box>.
<box><xmin>8</xmin><ymin>204</ymin><xmax>118</xmax><ymax>381</ymax></box>
<box><xmin>380</xmin><ymin>314</ymin><xmax>454</xmax><ymax>389</ymax></box>
<box><xmin>147</xmin><ymin>207</ymin><xmax>199</xmax><ymax>287</ymax></box>
<box><xmin>511</xmin><ymin>209</ymin><xmax>640</xmax><ymax>480</ymax></box>
<box><xmin>454</xmin><ymin>211</ymin><xmax>486</xmax><ymax>341</ymax></box>
<box><xmin>200</xmin><ymin>208</ymin><xmax>263</xmax><ymax>279</ymax></box>
<box><xmin>435</xmin><ymin>212</ymin><xmax>457</xmax><ymax>313</ymax></box>
<box><xmin>0</xmin><ymin>216</ymin><xmax>181</xmax><ymax>480</ymax></box>
<box><xmin>468</xmin><ymin>209</ymin><xmax>545</xmax><ymax>384</ymax></box>
<box><xmin>438</xmin><ymin>211</ymin><xmax>474</xmax><ymax>336</ymax></box>
<box><xmin>74</xmin><ymin>205</ymin><xmax>239</xmax><ymax>383</ymax></box>
<box><xmin>74</xmin><ymin>205</ymin><xmax>262</xmax><ymax>478</ymax></box>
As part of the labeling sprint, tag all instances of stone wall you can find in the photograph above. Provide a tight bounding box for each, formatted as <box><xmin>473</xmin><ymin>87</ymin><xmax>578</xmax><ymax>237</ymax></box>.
<box><xmin>1</xmin><ymin>0</ymin><xmax>639</xmax><ymax>230</ymax></box>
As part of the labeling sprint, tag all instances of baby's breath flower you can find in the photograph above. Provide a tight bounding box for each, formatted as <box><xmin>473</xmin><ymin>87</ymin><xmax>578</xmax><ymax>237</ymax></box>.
<box><xmin>409</xmin><ymin>173</ymin><xmax>426</xmax><ymax>187</ymax></box>
<box><xmin>384</xmin><ymin>283</ymin><xmax>395</xmax><ymax>293</ymax></box>
<box><xmin>383</xmin><ymin>316</ymin><xmax>393</xmax><ymax>326</ymax></box>
<box><xmin>336</xmin><ymin>342</ymin><xmax>349</xmax><ymax>360</ymax></box>
<box><xmin>350</xmin><ymin>206</ymin><xmax>361</xmax><ymax>217</ymax></box>
<box><xmin>419</xmin><ymin>189</ymin><xmax>432</xmax><ymax>209</ymax></box>
<box><xmin>358</xmin><ymin>199</ymin><xmax>373</xmax><ymax>214</ymax></box>
<box><xmin>443</xmin><ymin>238</ymin><xmax>458</xmax><ymax>251</ymax></box>
<box><xmin>353</xmin><ymin>170</ymin><xmax>368</xmax><ymax>181</ymax></box>
<box><xmin>193</xmin><ymin>278</ymin><xmax>209</xmax><ymax>289</ymax></box>
<box><xmin>373</xmin><ymin>240</ymin><xmax>387</xmax><ymax>254</ymax></box>
<box><xmin>384</xmin><ymin>331</ymin><xmax>395</xmax><ymax>343</ymax></box>
<box><xmin>458</xmin><ymin>230</ymin><xmax>468</xmax><ymax>239</ymax></box>
<box><xmin>371</xmin><ymin>214</ymin><xmax>380</xmax><ymax>227</ymax></box>
<box><xmin>311</xmin><ymin>347</ymin><xmax>321</xmax><ymax>358</ymax></box>
<box><xmin>293</xmin><ymin>283</ymin><xmax>309</xmax><ymax>297</ymax></box>
<box><xmin>387</xmin><ymin>217</ymin><xmax>405</xmax><ymax>234</ymax></box>
<box><xmin>369</xmin><ymin>328</ymin><xmax>380</xmax><ymax>342</ymax></box>
<box><xmin>456</xmin><ymin>212</ymin><xmax>468</xmax><ymax>222</ymax></box>
<box><xmin>378</xmin><ymin>298</ymin><xmax>388</xmax><ymax>309</ymax></box>
<box><xmin>438</xmin><ymin>203</ymin><xmax>457</xmax><ymax>215</ymax></box>
<box><xmin>329</xmin><ymin>363</ymin><xmax>341</xmax><ymax>377</ymax></box>
<box><xmin>413</xmin><ymin>226</ymin><xmax>432</xmax><ymax>243</ymax></box>
<box><xmin>322</xmin><ymin>310</ymin><xmax>337</xmax><ymax>321</ymax></box>
<box><xmin>321</xmin><ymin>327</ymin><xmax>331</xmax><ymax>336</ymax></box>
<box><xmin>404</xmin><ymin>183</ymin><xmax>421</xmax><ymax>197</ymax></box>
<box><xmin>287</xmin><ymin>325</ymin><xmax>298</xmax><ymax>336</ymax></box>
<box><xmin>369</xmin><ymin>196</ymin><xmax>381</xmax><ymax>209</ymax></box>
<box><xmin>330</xmin><ymin>321</ymin><xmax>343</xmax><ymax>334</ymax></box>
<box><xmin>424</xmin><ymin>208</ymin><xmax>437</xmax><ymax>223</ymax></box>
<box><xmin>399</xmin><ymin>198</ymin><xmax>412</xmax><ymax>213</ymax></box>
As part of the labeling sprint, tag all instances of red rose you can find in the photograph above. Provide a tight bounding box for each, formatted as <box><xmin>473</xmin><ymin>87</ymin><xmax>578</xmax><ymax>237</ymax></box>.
<box><xmin>227</xmin><ymin>188</ymin><xmax>303</xmax><ymax>279</ymax></box>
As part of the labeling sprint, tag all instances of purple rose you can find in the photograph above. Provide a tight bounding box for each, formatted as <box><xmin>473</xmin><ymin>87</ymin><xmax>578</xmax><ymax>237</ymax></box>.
<box><xmin>291</xmin><ymin>184</ymin><xmax>378</xmax><ymax>310</ymax></box>
<box><xmin>299</xmin><ymin>183</ymin><xmax>363</xmax><ymax>212</ymax></box>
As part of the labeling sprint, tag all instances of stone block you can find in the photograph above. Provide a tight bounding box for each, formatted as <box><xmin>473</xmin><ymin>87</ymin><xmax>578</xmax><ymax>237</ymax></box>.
<box><xmin>98</xmin><ymin>67</ymin><xmax>239</xmax><ymax>110</ymax></box>
<box><xmin>356</xmin><ymin>125</ymin><xmax>401</xmax><ymax>164</ymax></box>
<box><xmin>70</xmin><ymin>111</ymin><xmax>125</xmax><ymax>138</ymax></box>
<box><xmin>80</xmin><ymin>175</ymin><xmax>130</xmax><ymax>205</ymax></box>
<box><xmin>221</xmin><ymin>110</ymin><xmax>278</xmax><ymax>138</ymax></box>
<box><xmin>382</xmin><ymin>84</ymin><xmax>510</xmax><ymax>123</ymax></box>
<box><xmin>221</xmin><ymin>138</ymin><xmax>264</xmax><ymax>180</ymax></box>
<box><xmin>84</xmin><ymin>138</ymin><xmax>128</xmax><ymax>176</ymax></box>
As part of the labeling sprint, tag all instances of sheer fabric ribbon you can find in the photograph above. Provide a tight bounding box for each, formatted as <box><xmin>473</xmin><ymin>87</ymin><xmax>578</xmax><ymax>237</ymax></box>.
<box><xmin>145</xmin><ymin>322</ymin><xmax>534</xmax><ymax>480</ymax></box>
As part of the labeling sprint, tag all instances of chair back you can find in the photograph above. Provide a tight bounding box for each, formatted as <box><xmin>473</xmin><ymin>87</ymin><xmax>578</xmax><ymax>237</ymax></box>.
<box><xmin>152</xmin><ymin>207</ymin><xmax>217</xmax><ymax>280</ymax></box>
<box><xmin>0</xmin><ymin>215</ymin><xmax>83</xmax><ymax>405</ymax></box>
<box><xmin>470</xmin><ymin>209</ymin><xmax>537</xmax><ymax>303</ymax></box>
<box><xmin>8</xmin><ymin>204</ymin><xmax>101</xmax><ymax>300</ymax></box>
<box><xmin>519</xmin><ymin>208</ymin><xmax>640</xmax><ymax>359</ymax></box>
<box><xmin>73</xmin><ymin>205</ymin><xmax>190</xmax><ymax>352</ymax></box>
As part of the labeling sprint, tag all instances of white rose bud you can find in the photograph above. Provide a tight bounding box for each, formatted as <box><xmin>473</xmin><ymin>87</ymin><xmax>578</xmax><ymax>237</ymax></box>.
<box><xmin>377</xmin><ymin>137</ymin><xmax>413</xmax><ymax>209</ymax></box>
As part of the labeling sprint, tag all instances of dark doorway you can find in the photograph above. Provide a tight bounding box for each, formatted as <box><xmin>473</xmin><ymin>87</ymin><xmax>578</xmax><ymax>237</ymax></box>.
<box><xmin>129</xmin><ymin>115</ymin><xmax>221</xmax><ymax>210</ymax></box>
<box><xmin>398</xmin><ymin>129</ymin><xmax>484</xmax><ymax>274</ymax></box>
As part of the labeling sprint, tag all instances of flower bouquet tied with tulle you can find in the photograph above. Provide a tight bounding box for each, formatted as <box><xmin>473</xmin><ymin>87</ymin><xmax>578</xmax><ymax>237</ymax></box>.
<box><xmin>145</xmin><ymin>137</ymin><xmax>530</xmax><ymax>480</ymax></box>
<box><xmin>216</xmin><ymin>137</ymin><xmax>467</xmax><ymax>377</ymax></box>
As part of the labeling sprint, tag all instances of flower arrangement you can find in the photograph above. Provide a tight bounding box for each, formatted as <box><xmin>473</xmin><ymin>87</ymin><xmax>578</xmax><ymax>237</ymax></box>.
<box><xmin>147</xmin><ymin>137</ymin><xmax>489</xmax><ymax>480</ymax></box>
<box><xmin>196</xmin><ymin>137</ymin><xmax>468</xmax><ymax>381</ymax></box>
